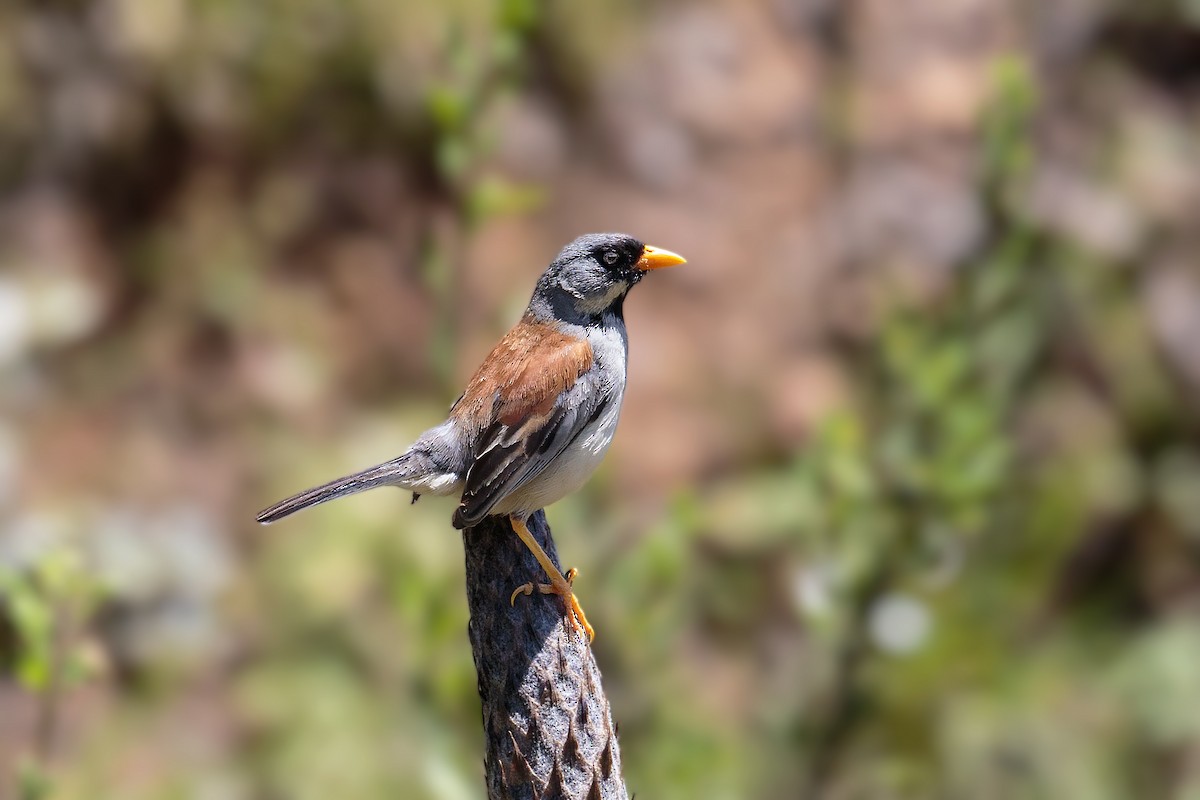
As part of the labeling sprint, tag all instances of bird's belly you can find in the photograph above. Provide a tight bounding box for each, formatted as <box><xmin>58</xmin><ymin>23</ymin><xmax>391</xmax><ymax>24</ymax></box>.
<box><xmin>495</xmin><ymin>401</ymin><xmax>621</xmax><ymax>515</ymax></box>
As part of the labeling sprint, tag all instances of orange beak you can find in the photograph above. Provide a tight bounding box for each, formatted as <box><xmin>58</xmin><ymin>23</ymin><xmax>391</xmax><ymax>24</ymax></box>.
<box><xmin>636</xmin><ymin>244</ymin><xmax>687</xmax><ymax>270</ymax></box>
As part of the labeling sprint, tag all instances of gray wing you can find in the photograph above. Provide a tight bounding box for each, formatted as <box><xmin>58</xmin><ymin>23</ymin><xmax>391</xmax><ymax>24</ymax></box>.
<box><xmin>450</xmin><ymin>373</ymin><xmax>607</xmax><ymax>529</ymax></box>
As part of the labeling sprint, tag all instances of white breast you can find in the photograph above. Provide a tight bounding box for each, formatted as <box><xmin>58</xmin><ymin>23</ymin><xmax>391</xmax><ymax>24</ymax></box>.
<box><xmin>513</xmin><ymin>398</ymin><xmax>623</xmax><ymax>512</ymax></box>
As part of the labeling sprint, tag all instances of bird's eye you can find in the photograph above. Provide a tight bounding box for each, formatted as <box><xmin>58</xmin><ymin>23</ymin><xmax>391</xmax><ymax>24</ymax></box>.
<box><xmin>603</xmin><ymin>250</ymin><xmax>619</xmax><ymax>266</ymax></box>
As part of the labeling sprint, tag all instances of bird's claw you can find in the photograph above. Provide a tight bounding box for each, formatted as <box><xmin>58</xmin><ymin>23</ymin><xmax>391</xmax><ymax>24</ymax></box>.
<box><xmin>510</xmin><ymin>582</ymin><xmax>535</xmax><ymax>605</ymax></box>
<box><xmin>508</xmin><ymin>567</ymin><xmax>594</xmax><ymax>642</ymax></box>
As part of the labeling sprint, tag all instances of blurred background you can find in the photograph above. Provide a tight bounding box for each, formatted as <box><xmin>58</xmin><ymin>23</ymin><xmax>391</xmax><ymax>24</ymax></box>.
<box><xmin>2</xmin><ymin>0</ymin><xmax>1200</xmax><ymax>797</ymax></box>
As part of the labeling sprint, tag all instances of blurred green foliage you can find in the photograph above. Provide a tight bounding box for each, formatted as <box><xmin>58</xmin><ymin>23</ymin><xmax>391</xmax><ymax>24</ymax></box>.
<box><xmin>0</xmin><ymin>545</ymin><xmax>105</xmax><ymax>800</ymax></box>
<box><xmin>0</xmin><ymin>547</ymin><xmax>102</xmax><ymax>693</ymax></box>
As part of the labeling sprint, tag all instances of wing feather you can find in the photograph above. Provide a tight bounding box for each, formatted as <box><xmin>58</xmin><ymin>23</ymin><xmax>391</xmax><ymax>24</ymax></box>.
<box><xmin>450</xmin><ymin>315</ymin><xmax>593</xmax><ymax>431</ymax></box>
<box><xmin>449</xmin><ymin>316</ymin><xmax>598</xmax><ymax>528</ymax></box>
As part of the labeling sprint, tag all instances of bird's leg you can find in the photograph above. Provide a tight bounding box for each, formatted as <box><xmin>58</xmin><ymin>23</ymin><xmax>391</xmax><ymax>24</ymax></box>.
<box><xmin>507</xmin><ymin>517</ymin><xmax>594</xmax><ymax>641</ymax></box>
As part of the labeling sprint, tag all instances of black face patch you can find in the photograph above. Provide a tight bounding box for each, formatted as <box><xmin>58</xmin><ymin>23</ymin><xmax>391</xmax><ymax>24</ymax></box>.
<box><xmin>591</xmin><ymin>237</ymin><xmax>645</xmax><ymax>282</ymax></box>
<box><xmin>536</xmin><ymin>233</ymin><xmax>648</xmax><ymax>323</ymax></box>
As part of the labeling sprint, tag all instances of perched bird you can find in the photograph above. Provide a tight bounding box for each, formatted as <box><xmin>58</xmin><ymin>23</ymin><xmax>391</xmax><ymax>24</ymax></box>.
<box><xmin>255</xmin><ymin>233</ymin><xmax>686</xmax><ymax>640</ymax></box>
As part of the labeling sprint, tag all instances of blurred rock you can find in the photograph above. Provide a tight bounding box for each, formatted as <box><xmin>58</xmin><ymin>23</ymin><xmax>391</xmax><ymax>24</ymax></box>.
<box><xmin>598</xmin><ymin>0</ymin><xmax>820</xmax><ymax>189</ymax></box>
<box><xmin>792</xmin><ymin>562</ymin><xmax>835</xmax><ymax>618</ymax></box>
<box><xmin>0</xmin><ymin>425</ymin><xmax>18</xmax><ymax>510</ymax></box>
<box><xmin>1119</xmin><ymin>111</ymin><xmax>1200</xmax><ymax>228</ymax></box>
<box><xmin>95</xmin><ymin>0</ymin><xmax>186</xmax><ymax>62</ymax></box>
<box><xmin>1145</xmin><ymin>266</ymin><xmax>1200</xmax><ymax>395</ymax></box>
<box><xmin>491</xmin><ymin>95</ymin><xmax>569</xmax><ymax>182</ymax></box>
<box><xmin>770</xmin><ymin>0</ymin><xmax>840</xmax><ymax>34</ymax></box>
<box><xmin>1027</xmin><ymin>165</ymin><xmax>1145</xmax><ymax>261</ymax></box>
<box><xmin>0</xmin><ymin>509</ymin><xmax>68</xmax><ymax>570</ymax></box>
<box><xmin>0</xmin><ymin>278</ymin><xmax>32</xmax><ymax>366</ymax></box>
<box><xmin>241</xmin><ymin>339</ymin><xmax>328</xmax><ymax>418</ymax></box>
<box><xmin>28</xmin><ymin>275</ymin><xmax>105</xmax><ymax>346</ymax></box>
<box><xmin>853</xmin><ymin>0</ymin><xmax>1015</xmax><ymax>144</ymax></box>
<box><xmin>0</xmin><ymin>190</ymin><xmax>111</xmax><ymax>352</ymax></box>
<box><xmin>869</xmin><ymin>592</ymin><xmax>932</xmax><ymax>655</ymax></box>
<box><xmin>90</xmin><ymin>504</ymin><xmax>234</xmax><ymax>667</ymax></box>
<box><xmin>608</xmin><ymin>115</ymin><xmax>696</xmax><ymax>192</ymax></box>
<box><xmin>91</xmin><ymin>508</ymin><xmax>169</xmax><ymax>602</ymax></box>
<box><xmin>842</xmin><ymin>157</ymin><xmax>986</xmax><ymax>273</ymax></box>
<box><xmin>1154</xmin><ymin>449</ymin><xmax>1200</xmax><ymax>544</ymax></box>
<box><xmin>1029</xmin><ymin>0</ymin><xmax>1108</xmax><ymax>63</ymax></box>
<box><xmin>767</xmin><ymin>353</ymin><xmax>849</xmax><ymax>446</ymax></box>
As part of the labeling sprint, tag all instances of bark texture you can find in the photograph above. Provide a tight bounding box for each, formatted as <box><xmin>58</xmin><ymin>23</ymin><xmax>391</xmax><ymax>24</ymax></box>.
<box><xmin>462</xmin><ymin>511</ymin><xmax>628</xmax><ymax>800</ymax></box>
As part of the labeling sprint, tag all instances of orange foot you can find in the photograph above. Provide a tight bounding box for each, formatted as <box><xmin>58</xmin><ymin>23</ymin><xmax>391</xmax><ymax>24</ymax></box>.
<box><xmin>508</xmin><ymin>517</ymin><xmax>595</xmax><ymax>642</ymax></box>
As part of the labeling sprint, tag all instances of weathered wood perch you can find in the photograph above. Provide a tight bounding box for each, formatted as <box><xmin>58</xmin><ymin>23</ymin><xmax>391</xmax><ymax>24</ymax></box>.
<box><xmin>462</xmin><ymin>511</ymin><xmax>628</xmax><ymax>800</ymax></box>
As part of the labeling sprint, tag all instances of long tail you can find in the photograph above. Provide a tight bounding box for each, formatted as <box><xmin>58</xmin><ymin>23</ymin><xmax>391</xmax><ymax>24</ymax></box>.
<box><xmin>256</xmin><ymin>457</ymin><xmax>413</xmax><ymax>524</ymax></box>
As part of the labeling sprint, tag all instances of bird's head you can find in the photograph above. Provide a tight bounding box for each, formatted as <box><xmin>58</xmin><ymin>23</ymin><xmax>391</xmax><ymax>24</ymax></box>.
<box><xmin>530</xmin><ymin>233</ymin><xmax>686</xmax><ymax>323</ymax></box>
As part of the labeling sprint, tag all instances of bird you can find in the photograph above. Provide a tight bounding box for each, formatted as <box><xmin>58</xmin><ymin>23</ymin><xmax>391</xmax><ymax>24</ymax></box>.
<box><xmin>255</xmin><ymin>233</ymin><xmax>686</xmax><ymax>641</ymax></box>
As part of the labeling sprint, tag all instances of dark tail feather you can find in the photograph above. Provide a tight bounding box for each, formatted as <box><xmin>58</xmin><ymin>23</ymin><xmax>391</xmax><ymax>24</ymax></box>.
<box><xmin>256</xmin><ymin>457</ymin><xmax>411</xmax><ymax>524</ymax></box>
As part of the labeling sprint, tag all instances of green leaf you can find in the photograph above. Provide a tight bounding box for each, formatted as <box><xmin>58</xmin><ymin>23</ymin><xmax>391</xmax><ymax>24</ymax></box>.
<box><xmin>18</xmin><ymin>759</ymin><xmax>53</xmax><ymax>800</ymax></box>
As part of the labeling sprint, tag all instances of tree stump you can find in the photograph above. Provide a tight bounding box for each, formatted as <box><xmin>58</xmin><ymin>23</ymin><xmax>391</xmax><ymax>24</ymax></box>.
<box><xmin>462</xmin><ymin>511</ymin><xmax>628</xmax><ymax>800</ymax></box>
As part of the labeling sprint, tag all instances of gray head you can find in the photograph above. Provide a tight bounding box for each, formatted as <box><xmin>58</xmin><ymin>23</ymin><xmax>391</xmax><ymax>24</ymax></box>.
<box><xmin>527</xmin><ymin>233</ymin><xmax>686</xmax><ymax>324</ymax></box>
